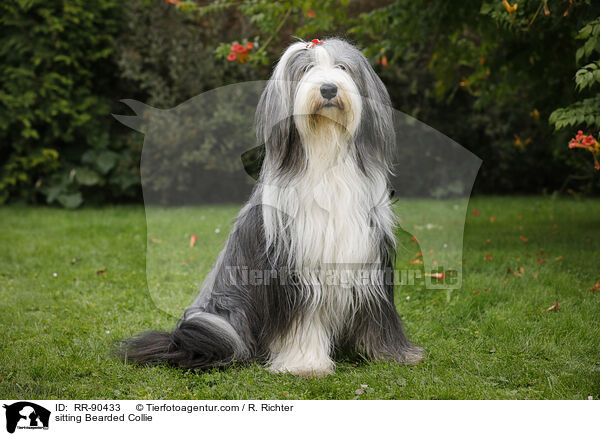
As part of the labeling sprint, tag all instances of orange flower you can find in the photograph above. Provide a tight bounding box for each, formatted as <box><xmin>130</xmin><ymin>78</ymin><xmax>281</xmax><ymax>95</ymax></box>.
<box><xmin>472</xmin><ymin>210</ymin><xmax>480</xmax><ymax>216</ymax></box>
<box><xmin>568</xmin><ymin>131</ymin><xmax>600</xmax><ymax>170</ymax></box>
<box><xmin>502</xmin><ymin>0</ymin><xmax>518</xmax><ymax>15</ymax></box>
<box><xmin>520</xmin><ymin>235</ymin><xmax>528</xmax><ymax>242</ymax></box>
<box><xmin>380</xmin><ymin>56</ymin><xmax>388</xmax><ymax>67</ymax></box>
<box><xmin>246</xmin><ymin>41</ymin><xmax>254</xmax><ymax>50</ymax></box>
<box><xmin>306</xmin><ymin>9</ymin><xmax>316</xmax><ymax>18</ymax></box>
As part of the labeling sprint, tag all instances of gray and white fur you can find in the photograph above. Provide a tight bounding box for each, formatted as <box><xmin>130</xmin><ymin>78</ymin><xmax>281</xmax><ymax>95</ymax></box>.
<box><xmin>119</xmin><ymin>38</ymin><xmax>423</xmax><ymax>377</ymax></box>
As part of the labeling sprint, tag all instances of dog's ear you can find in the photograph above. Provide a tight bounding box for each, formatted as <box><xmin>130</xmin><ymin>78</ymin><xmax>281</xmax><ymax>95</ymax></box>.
<box><xmin>353</xmin><ymin>56</ymin><xmax>396</xmax><ymax>171</ymax></box>
<box><xmin>255</xmin><ymin>77</ymin><xmax>304</xmax><ymax>176</ymax></box>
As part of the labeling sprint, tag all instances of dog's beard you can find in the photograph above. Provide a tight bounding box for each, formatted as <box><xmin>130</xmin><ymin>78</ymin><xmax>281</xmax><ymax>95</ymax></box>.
<box><xmin>293</xmin><ymin>90</ymin><xmax>360</xmax><ymax>164</ymax></box>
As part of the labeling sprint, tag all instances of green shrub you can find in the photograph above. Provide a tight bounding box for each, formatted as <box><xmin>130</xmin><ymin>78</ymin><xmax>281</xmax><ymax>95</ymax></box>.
<box><xmin>0</xmin><ymin>0</ymin><xmax>138</xmax><ymax>207</ymax></box>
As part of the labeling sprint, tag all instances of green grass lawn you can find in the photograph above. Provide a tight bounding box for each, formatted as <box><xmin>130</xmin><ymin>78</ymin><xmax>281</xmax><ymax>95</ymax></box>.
<box><xmin>1</xmin><ymin>197</ymin><xmax>599</xmax><ymax>399</ymax></box>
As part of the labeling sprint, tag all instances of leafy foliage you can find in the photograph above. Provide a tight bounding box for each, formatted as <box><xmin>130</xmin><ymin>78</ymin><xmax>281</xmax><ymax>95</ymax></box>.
<box><xmin>2</xmin><ymin>0</ymin><xmax>600</xmax><ymax>206</ymax></box>
<box><xmin>352</xmin><ymin>0</ymin><xmax>600</xmax><ymax>191</ymax></box>
<box><xmin>0</xmin><ymin>0</ymin><xmax>139</xmax><ymax>207</ymax></box>
<box><xmin>550</xmin><ymin>15</ymin><xmax>600</xmax><ymax>131</ymax></box>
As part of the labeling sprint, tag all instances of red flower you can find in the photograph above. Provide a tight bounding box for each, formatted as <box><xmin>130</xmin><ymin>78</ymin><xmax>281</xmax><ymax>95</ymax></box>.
<box><xmin>227</xmin><ymin>52</ymin><xmax>236</xmax><ymax>61</ymax></box>
<box><xmin>582</xmin><ymin>135</ymin><xmax>595</xmax><ymax>146</ymax></box>
<box><xmin>231</xmin><ymin>43</ymin><xmax>246</xmax><ymax>54</ymax></box>
<box><xmin>380</xmin><ymin>55</ymin><xmax>388</xmax><ymax>67</ymax></box>
<box><xmin>575</xmin><ymin>130</ymin><xmax>584</xmax><ymax>141</ymax></box>
<box><xmin>246</xmin><ymin>41</ymin><xmax>254</xmax><ymax>50</ymax></box>
<box><xmin>472</xmin><ymin>209</ymin><xmax>480</xmax><ymax>216</ymax></box>
<box><xmin>306</xmin><ymin>9</ymin><xmax>316</xmax><ymax>18</ymax></box>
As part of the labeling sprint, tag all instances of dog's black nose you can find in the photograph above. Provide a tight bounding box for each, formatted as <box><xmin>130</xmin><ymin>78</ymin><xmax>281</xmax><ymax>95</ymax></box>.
<box><xmin>320</xmin><ymin>83</ymin><xmax>338</xmax><ymax>100</ymax></box>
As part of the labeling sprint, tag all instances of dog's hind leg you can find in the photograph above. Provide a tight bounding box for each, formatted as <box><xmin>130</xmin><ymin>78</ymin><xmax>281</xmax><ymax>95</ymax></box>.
<box><xmin>351</xmin><ymin>298</ymin><xmax>423</xmax><ymax>364</ymax></box>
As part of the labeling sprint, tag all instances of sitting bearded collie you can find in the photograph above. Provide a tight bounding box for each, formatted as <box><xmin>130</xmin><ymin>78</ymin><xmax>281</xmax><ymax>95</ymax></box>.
<box><xmin>119</xmin><ymin>38</ymin><xmax>423</xmax><ymax>377</ymax></box>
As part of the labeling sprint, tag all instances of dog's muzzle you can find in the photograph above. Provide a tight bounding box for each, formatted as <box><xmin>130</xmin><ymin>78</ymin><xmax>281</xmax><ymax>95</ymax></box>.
<box><xmin>320</xmin><ymin>83</ymin><xmax>338</xmax><ymax>100</ymax></box>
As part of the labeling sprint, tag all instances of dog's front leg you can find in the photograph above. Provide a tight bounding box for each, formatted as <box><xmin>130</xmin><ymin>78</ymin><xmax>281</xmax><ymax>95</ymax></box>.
<box><xmin>267</xmin><ymin>313</ymin><xmax>334</xmax><ymax>378</ymax></box>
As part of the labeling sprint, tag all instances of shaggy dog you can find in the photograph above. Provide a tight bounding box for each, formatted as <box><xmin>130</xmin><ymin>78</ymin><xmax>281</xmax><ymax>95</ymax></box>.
<box><xmin>120</xmin><ymin>38</ymin><xmax>422</xmax><ymax>377</ymax></box>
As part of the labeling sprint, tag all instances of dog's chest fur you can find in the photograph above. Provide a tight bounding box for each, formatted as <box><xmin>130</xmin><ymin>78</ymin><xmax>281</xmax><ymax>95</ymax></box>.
<box><xmin>292</xmin><ymin>156</ymin><xmax>378</xmax><ymax>269</ymax></box>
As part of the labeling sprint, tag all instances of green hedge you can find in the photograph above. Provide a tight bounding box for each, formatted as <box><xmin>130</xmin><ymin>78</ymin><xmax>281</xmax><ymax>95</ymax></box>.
<box><xmin>0</xmin><ymin>0</ymin><xmax>139</xmax><ymax>207</ymax></box>
<box><xmin>1</xmin><ymin>0</ymin><xmax>599</xmax><ymax>207</ymax></box>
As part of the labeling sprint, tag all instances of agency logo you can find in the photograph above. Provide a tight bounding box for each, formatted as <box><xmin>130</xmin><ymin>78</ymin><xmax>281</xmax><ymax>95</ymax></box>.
<box><xmin>3</xmin><ymin>402</ymin><xmax>50</xmax><ymax>434</ymax></box>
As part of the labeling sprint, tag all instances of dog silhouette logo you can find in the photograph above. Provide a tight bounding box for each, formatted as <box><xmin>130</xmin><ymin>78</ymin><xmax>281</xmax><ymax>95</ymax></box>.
<box><xmin>3</xmin><ymin>402</ymin><xmax>50</xmax><ymax>433</ymax></box>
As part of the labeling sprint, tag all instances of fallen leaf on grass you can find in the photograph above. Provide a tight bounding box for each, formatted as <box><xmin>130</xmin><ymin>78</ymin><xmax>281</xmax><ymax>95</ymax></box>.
<box><xmin>189</xmin><ymin>234</ymin><xmax>198</xmax><ymax>247</ymax></box>
<box><xmin>409</xmin><ymin>259</ymin><xmax>422</xmax><ymax>265</ymax></box>
<box><xmin>590</xmin><ymin>281</ymin><xmax>600</xmax><ymax>292</ymax></box>
<box><xmin>473</xmin><ymin>289</ymin><xmax>479</xmax><ymax>294</ymax></box>
<box><xmin>546</xmin><ymin>301</ymin><xmax>560</xmax><ymax>312</ymax></box>
<box><xmin>472</xmin><ymin>210</ymin><xmax>480</xmax><ymax>216</ymax></box>
<box><xmin>537</xmin><ymin>258</ymin><xmax>546</xmax><ymax>265</ymax></box>
<box><xmin>533</xmin><ymin>271</ymin><xmax>539</xmax><ymax>279</ymax></box>
<box><xmin>490</xmin><ymin>216</ymin><xmax>496</xmax><ymax>223</ymax></box>
<box><xmin>96</xmin><ymin>268</ymin><xmax>107</xmax><ymax>276</ymax></box>
<box><xmin>485</xmin><ymin>238</ymin><xmax>492</xmax><ymax>244</ymax></box>
<box><xmin>484</xmin><ymin>253</ymin><xmax>493</xmax><ymax>261</ymax></box>
<box><xmin>150</xmin><ymin>237</ymin><xmax>162</xmax><ymax>244</ymax></box>
<box><xmin>520</xmin><ymin>235</ymin><xmax>528</xmax><ymax>242</ymax></box>
<box><xmin>554</xmin><ymin>256</ymin><xmax>563</xmax><ymax>261</ymax></box>
<box><xmin>411</xmin><ymin>235</ymin><xmax>419</xmax><ymax>243</ymax></box>
<box><xmin>507</xmin><ymin>266</ymin><xmax>525</xmax><ymax>277</ymax></box>
<box><xmin>425</xmin><ymin>272</ymin><xmax>445</xmax><ymax>280</ymax></box>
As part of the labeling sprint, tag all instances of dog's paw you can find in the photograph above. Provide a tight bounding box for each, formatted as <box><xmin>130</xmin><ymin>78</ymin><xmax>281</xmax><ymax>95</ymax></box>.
<box><xmin>267</xmin><ymin>363</ymin><xmax>334</xmax><ymax>378</ymax></box>
<box><xmin>399</xmin><ymin>345</ymin><xmax>424</xmax><ymax>365</ymax></box>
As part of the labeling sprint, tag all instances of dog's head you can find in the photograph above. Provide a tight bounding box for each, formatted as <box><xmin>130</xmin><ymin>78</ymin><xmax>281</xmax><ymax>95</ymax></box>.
<box><xmin>256</xmin><ymin>38</ymin><xmax>395</xmax><ymax>174</ymax></box>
